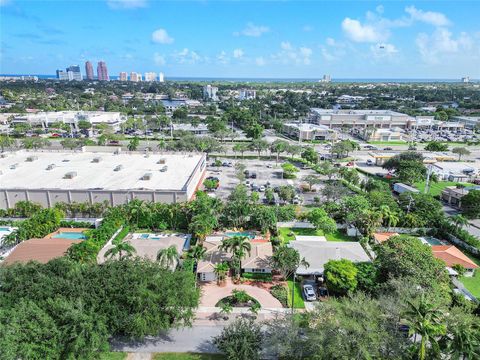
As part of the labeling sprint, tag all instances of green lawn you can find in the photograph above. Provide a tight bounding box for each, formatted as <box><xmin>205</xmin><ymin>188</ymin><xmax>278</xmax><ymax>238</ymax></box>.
<box><xmin>278</xmin><ymin>227</ymin><xmax>352</xmax><ymax>244</ymax></box>
<box><xmin>460</xmin><ymin>269</ymin><xmax>480</xmax><ymax>298</ymax></box>
<box><xmin>287</xmin><ymin>280</ymin><xmax>305</xmax><ymax>309</ymax></box>
<box><xmin>413</xmin><ymin>181</ymin><xmax>470</xmax><ymax>197</ymax></box>
<box><xmin>98</xmin><ymin>352</ymin><xmax>127</xmax><ymax>360</ymax></box>
<box><xmin>153</xmin><ymin>353</ymin><xmax>225</xmax><ymax>360</ymax></box>
<box><xmin>368</xmin><ymin>141</ymin><xmax>407</xmax><ymax>145</ymax></box>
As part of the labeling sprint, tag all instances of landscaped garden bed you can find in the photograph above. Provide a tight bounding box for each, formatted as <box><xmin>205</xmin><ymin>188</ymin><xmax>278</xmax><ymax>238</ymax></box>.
<box><xmin>215</xmin><ymin>289</ymin><xmax>260</xmax><ymax>308</ymax></box>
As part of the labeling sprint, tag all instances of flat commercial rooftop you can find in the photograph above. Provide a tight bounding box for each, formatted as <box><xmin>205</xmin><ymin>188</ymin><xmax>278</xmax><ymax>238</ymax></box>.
<box><xmin>311</xmin><ymin>109</ymin><xmax>407</xmax><ymax>116</ymax></box>
<box><xmin>0</xmin><ymin>150</ymin><xmax>204</xmax><ymax>191</ymax></box>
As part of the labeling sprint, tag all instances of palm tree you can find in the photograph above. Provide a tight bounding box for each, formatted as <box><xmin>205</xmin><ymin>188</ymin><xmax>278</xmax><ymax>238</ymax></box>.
<box><xmin>157</xmin><ymin>138</ymin><xmax>166</xmax><ymax>153</ymax></box>
<box><xmin>450</xmin><ymin>215</ymin><xmax>468</xmax><ymax>231</ymax></box>
<box><xmin>156</xmin><ymin>245</ymin><xmax>179</xmax><ymax>270</ymax></box>
<box><xmin>443</xmin><ymin>312</ymin><xmax>480</xmax><ymax>360</ymax></box>
<box><xmin>188</xmin><ymin>245</ymin><xmax>207</xmax><ymax>262</ymax></box>
<box><xmin>404</xmin><ymin>295</ymin><xmax>446</xmax><ymax>360</ymax></box>
<box><xmin>214</xmin><ymin>262</ymin><xmax>230</xmax><ymax>285</ymax></box>
<box><xmin>219</xmin><ymin>236</ymin><xmax>252</xmax><ymax>279</ymax></box>
<box><xmin>379</xmin><ymin>205</ymin><xmax>399</xmax><ymax>229</ymax></box>
<box><xmin>104</xmin><ymin>241</ymin><xmax>136</xmax><ymax>260</ymax></box>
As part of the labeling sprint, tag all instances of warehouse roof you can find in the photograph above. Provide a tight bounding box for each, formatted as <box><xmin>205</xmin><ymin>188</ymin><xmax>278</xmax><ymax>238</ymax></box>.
<box><xmin>311</xmin><ymin>109</ymin><xmax>407</xmax><ymax>116</ymax></box>
<box><xmin>0</xmin><ymin>150</ymin><xmax>205</xmax><ymax>192</ymax></box>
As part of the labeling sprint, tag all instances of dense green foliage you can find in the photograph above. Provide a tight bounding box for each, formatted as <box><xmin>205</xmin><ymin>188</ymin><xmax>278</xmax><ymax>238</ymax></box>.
<box><xmin>0</xmin><ymin>258</ymin><xmax>199</xmax><ymax>359</ymax></box>
<box><xmin>324</xmin><ymin>259</ymin><xmax>359</xmax><ymax>295</ymax></box>
<box><xmin>2</xmin><ymin>208</ymin><xmax>63</xmax><ymax>246</ymax></box>
<box><xmin>213</xmin><ymin>319</ymin><xmax>263</xmax><ymax>360</ymax></box>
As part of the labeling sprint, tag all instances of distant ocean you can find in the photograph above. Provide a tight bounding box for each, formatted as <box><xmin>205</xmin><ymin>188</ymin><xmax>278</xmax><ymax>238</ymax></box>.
<box><xmin>1</xmin><ymin>74</ymin><xmax>478</xmax><ymax>83</ymax></box>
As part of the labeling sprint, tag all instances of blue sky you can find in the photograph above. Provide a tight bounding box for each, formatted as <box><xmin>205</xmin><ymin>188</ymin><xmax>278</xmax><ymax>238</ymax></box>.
<box><xmin>1</xmin><ymin>0</ymin><xmax>479</xmax><ymax>78</ymax></box>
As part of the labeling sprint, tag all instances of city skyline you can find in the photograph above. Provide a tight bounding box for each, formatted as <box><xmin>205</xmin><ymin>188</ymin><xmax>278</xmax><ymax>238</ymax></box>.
<box><xmin>1</xmin><ymin>0</ymin><xmax>479</xmax><ymax>79</ymax></box>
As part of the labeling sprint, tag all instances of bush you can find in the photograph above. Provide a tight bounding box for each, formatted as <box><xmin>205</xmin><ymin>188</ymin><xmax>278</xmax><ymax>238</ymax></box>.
<box><xmin>241</xmin><ymin>272</ymin><xmax>273</xmax><ymax>281</ymax></box>
<box><xmin>270</xmin><ymin>284</ymin><xmax>288</xmax><ymax>307</ymax></box>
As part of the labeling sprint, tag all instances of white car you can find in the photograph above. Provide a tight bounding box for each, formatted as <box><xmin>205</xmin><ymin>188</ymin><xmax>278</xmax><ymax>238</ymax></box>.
<box><xmin>366</xmin><ymin>159</ymin><xmax>374</xmax><ymax>166</ymax></box>
<box><xmin>303</xmin><ymin>284</ymin><xmax>317</xmax><ymax>301</ymax></box>
<box><xmin>259</xmin><ymin>185</ymin><xmax>266</xmax><ymax>192</ymax></box>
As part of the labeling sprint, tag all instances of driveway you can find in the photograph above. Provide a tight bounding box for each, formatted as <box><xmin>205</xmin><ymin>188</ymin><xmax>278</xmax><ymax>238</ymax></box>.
<box><xmin>200</xmin><ymin>278</ymin><xmax>283</xmax><ymax>308</ymax></box>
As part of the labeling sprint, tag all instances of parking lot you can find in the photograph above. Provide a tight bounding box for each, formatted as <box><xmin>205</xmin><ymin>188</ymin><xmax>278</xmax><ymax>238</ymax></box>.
<box><xmin>205</xmin><ymin>158</ymin><xmax>323</xmax><ymax>205</ymax></box>
<box><xmin>405</xmin><ymin>128</ymin><xmax>479</xmax><ymax>143</ymax></box>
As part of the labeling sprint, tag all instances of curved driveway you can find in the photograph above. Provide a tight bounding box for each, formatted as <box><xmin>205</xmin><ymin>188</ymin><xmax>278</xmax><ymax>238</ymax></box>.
<box><xmin>200</xmin><ymin>279</ymin><xmax>283</xmax><ymax>308</ymax></box>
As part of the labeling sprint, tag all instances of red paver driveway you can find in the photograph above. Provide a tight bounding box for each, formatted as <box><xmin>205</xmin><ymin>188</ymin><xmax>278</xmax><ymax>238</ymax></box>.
<box><xmin>200</xmin><ymin>278</ymin><xmax>283</xmax><ymax>308</ymax></box>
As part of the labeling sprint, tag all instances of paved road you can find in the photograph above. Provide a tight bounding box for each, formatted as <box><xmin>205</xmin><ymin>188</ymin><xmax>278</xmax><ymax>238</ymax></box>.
<box><xmin>111</xmin><ymin>325</ymin><xmax>224</xmax><ymax>353</ymax></box>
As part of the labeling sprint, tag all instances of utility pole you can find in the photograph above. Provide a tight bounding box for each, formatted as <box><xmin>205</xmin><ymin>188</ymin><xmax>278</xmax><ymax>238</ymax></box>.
<box><xmin>424</xmin><ymin>164</ymin><xmax>433</xmax><ymax>194</ymax></box>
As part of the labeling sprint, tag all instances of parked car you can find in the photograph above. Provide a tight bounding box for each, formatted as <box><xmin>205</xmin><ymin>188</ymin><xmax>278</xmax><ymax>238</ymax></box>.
<box><xmin>366</xmin><ymin>159</ymin><xmax>374</xmax><ymax>166</ymax></box>
<box><xmin>383</xmin><ymin>147</ymin><xmax>393</xmax><ymax>150</ymax></box>
<box><xmin>346</xmin><ymin>161</ymin><xmax>354</xmax><ymax>166</ymax></box>
<box><xmin>259</xmin><ymin>185</ymin><xmax>266</xmax><ymax>192</ymax></box>
<box><xmin>250</xmin><ymin>172</ymin><xmax>257</xmax><ymax>179</ymax></box>
<box><xmin>318</xmin><ymin>287</ymin><xmax>328</xmax><ymax>297</ymax></box>
<box><xmin>303</xmin><ymin>284</ymin><xmax>317</xmax><ymax>301</ymax></box>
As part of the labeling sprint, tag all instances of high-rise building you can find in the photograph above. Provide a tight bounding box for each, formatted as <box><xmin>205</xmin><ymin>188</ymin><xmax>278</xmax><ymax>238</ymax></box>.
<box><xmin>97</xmin><ymin>61</ymin><xmax>109</xmax><ymax>81</ymax></box>
<box><xmin>462</xmin><ymin>76</ymin><xmax>470</xmax><ymax>83</ymax></box>
<box><xmin>119</xmin><ymin>72</ymin><xmax>128</xmax><ymax>81</ymax></box>
<box><xmin>85</xmin><ymin>61</ymin><xmax>94</xmax><ymax>80</ymax></box>
<box><xmin>320</xmin><ymin>74</ymin><xmax>331</xmax><ymax>83</ymax></box>
<box><xmin>159</xmin><ymin>72</ymin><xmax>165</xmax><ymax>83</ymax></box>
<box><xmin>56</xmin><ymin>69</ymin><xmax>68</xmax><ymax>81</ymax></box>
<box><xmin>238</xmin><ymin>89</ymin><xmax>256</xmax><ymax>100</ymax></box>
<box><xmin>203</xmin><ymin>85</ymin><xmax>218</xmax><ymax>101</ymax></box>
<box><xmin>144</xmin><ymin>72</ymin><xmax>157</xmax><ymax>82</ymax></box>
<box><xmin>130</xmin><ymin>72</ymin><xmax>141</xmax><ymax>82</ymax></box>
<box><xmin>66</xmin><ymin>65</ymin><xmax>82</xmax><ymax>81</ymax></box>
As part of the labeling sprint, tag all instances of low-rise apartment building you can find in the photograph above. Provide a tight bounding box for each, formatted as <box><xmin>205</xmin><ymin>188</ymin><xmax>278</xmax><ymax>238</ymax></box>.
<box><xmin>308</xmin><ymin>109</ymin><xmax>411</xmax><ymax>129</ymax></box>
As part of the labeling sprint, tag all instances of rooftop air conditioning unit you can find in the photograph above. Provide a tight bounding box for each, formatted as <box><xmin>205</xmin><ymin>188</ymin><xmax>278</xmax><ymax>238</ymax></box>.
<box><xmin>26</xmin><ymin>155</ymin><xmax>38</xmax><ymax>162</ymax></box>
<box><xmin>113</xmin><ymin>165</ymin><xmax>123</xmax><ymax>172</ymax></box>
<box><xmin>92</xmin><ymin>157</ymin><xmax>102</xmax><ymax>163</ymax></box>
<box><xmin>64</xmin><ymin>171</ymin><xmax>77</xmax><ymax>179</ymax></box>
<box><xmin>9</xmin><ymin>163</ymin><xmax>18</xmax><ymax>170</ymax></box>
<box><xmin>157</xmin><ymin>158</ymin><xmax>166</xmax><ymax>164</ymax></box>
<box><xmin>141</xmin><ymin>172</ymin><xmax>152</xmax><ymax>180</ymax></box>
<box><xmin>46</xmin><ymin>164</ymin><xmax>56</xmax><ymax>170</ymax></box>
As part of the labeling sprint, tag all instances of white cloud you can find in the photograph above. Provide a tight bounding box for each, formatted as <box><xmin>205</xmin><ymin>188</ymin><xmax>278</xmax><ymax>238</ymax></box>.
<box><xmin>342</xmin><ymin>18</ymin><xmax>386</xmax><ymax>43</ymax></box>
<box><xmin>234</xmin><ymin>23</ymin><xmax>269</xmax><ymax>37</ymax></box>
<box><xmin>405</xmin><ymin>6</ymin><xmax>450</xmax><ymax>27</ymax></box>
<box><xmin>376</xmin><ymin>5</ymin><xmax>384</xmax><ymax>14</ymax></box>
<box><xmin>255</xmin><ymin>57</ymin><xmax>266</xmax><ymax>66</ymax></box>
<box><xmin>151</xmin><ymin>28</ymin><xmax>174</xmax><ymax>44</ymax></box>
<box><xmin>0</xmin><ymin>0</ymin><xmax>12</xmax><ymax>6</ymax></box>
<box><xmin>416</xmin><ymin>28</ymin><xmax>473</xmax><ymax>63</ymax></box>
<box><xmin>106</xmin><ymin>0</ymin><xmax>147</xmax><ymax>9</ymax></box>
<box><xmin>233</xmin><ymin>48</ymin><xmax>244</xmax><ymax>58</ymax></box>
<box><xmin>173</xmin><ymin>48</ymin><xmax>202</xmax><ymax>64</ymax></box>
<box><xmin>302</xmin><ymin>25</ymin><xmax>314</xmax><ymax>32</ymax></box>
<box><xmin>217</xmin><ymin>51</ymin><xmax>229</xmax><ymax>65</ymax></box>
<box><xmin>281</xmin><ymin>41</ymin><xmax>292</xmax><ymax>50</ymax></box>
<box><xmin>153</xmin><ymin>52</ymin><xmax>166</xmax><ymax>66</ymax></box>
<box><xmin>370</xmin><ymin>43</ymin><xmax>399</xmax><ymax>58</ymax></box>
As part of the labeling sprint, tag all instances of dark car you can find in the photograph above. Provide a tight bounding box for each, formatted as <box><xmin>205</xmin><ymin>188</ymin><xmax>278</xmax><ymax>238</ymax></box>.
<box><xmin>383</xmin><ymin>147</ymin><xmax>393</xmax><ymax>150</ymax></box>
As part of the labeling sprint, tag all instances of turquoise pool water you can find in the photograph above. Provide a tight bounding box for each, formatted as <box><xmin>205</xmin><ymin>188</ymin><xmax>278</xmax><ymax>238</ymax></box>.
<box><xmin>0</xmin><ymin>227</ymin><xmax>11</xmax><ymax>232</ymax></box>
<box><xmin>52</xmin><ymin>232</ymin><xmax>86</xmax><ymax>240</ymax></box>
<box><xmin>424</xmin><ymin>237</ymin><xmax>444</xmax><ymax>245</ymax></box>
<box><xmin>225</xmin><ymin>231</ymin><xmax>256</xmax><ymax>239</ymax></box>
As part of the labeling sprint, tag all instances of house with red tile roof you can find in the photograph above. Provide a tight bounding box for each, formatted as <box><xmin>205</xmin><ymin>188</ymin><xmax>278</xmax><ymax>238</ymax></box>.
<box><xmin>431</xmin><ymin>245</ymin><xmax>478</xmax><ymax>276</ymax></box>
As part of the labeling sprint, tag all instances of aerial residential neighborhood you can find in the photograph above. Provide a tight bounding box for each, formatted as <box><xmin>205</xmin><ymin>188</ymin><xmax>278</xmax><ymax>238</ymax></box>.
<box><xmin>1</xmin><ymin>0</ymin><xmax>480</xmax><ymax>359</ymax></box>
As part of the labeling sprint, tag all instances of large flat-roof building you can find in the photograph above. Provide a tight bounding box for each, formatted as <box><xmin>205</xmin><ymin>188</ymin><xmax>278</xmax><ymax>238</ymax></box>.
<box><xmin>283</xmin><ymin>122</ymin><xmax>337</xmax><ymax>141</ymax></box>
<box><xmin>309</xmin><ymin>109</ymin><xmax>411</xmax><ymax>129</ymax></box>
<box><xmin>0</xmin><ymin>149</ymin><xmax>206</xmax><ymax>208</ymax></box>
<box><xmin>10</xmin><ymin>111</ymin><xmax>127</xmax><ymax>131</ymax></box>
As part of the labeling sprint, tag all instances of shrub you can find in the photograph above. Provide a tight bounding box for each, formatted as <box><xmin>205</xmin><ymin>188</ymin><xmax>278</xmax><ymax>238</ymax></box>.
<box><xmin>270</xmin><ymin>284</ymin><xmax>288</xmax><ymax>307</ymax></box>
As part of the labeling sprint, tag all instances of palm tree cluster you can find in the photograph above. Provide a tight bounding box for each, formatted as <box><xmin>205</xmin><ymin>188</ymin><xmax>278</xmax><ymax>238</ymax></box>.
<box><xmin>219</xmin><ymin>236</ymin><xmax>252</xmax><ymax>280</ymax></box>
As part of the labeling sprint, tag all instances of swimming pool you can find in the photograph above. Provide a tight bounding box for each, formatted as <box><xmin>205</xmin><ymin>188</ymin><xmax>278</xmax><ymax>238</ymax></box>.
<box><xmin>0</xmin><ymin>227</ymin><xmax>12</xmax><ymax>232</ymax></box>
<box><xmin>52</xmin><ymin>232</ymin><xmax>86</xmax><ymax>240</ymax></box>
<box><xmin>420</xmin><ymin>236</ymin><xmax>445</xmax><ymax>246</ymax></box>
<box><xmin>225</xmin><ymin>231</ymin><xmax>256</xmax><ymax>239</ymax></box>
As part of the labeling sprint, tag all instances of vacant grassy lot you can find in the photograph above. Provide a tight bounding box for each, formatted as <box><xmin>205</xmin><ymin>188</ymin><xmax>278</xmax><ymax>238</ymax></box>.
<box><xmin>460</xmin><ymin>270</ymin><xmax>480</xmax><ymax>298</ymax></box>
<box><xmin>98</xmin><ymin>353</ymin><xmax>127</xmax><ymax>360</ymax></box>
<box><xmin>278</xmin><ymin>227</ymin><xmax>352</xmax><ymax>244</ymax></box>
<box><xmin>287</xmin><ymin>280</ymin><xmax>305</xmax><ymax>309</ymax></box>
<box><xmin>413</xmin><ymin>181</ymin><xmax>470</xmax><ymax>197</ymax></box>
